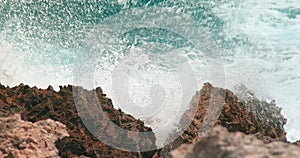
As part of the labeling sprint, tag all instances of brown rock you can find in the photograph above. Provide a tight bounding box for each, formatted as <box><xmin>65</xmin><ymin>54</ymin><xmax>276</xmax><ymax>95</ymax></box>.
<box><xmin>293</xmin><ymin>140</ymin><xmax>300</xmax><ymax>147</ymax></box>
<box><xmin>157</xmin><ymin>83</ymin><xmax>287</xmax><ymax>157</ymax></box>
<box><xmin>0</xmin><ymin>114</ymin><xmax>69</xmax><ymax>158</ymax></box>
<box><xmin>171</xmin><ymin>125</ymin><xmax>300</xmax><ymax>158</ymax></box>
<box><xmin>0</xmin><ymin>82</ymin><xmax>291</xmax><ymax>158</ymax></box>
<box><xmin>234</xmin><ymin>84</ymin><xmax>287</xmax><ymax>141</ymax></box>
<box><xmin>0</xmin><ymin>83</ymin><xmax>157</xmax><ymax>157</ymax></box>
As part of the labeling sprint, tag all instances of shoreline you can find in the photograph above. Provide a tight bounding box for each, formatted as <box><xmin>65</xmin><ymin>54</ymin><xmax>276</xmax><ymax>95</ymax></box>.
<box><xmin>0</xmin><ymin>82</ymin><xmax>299</xmax><ymax>157</ymax></box>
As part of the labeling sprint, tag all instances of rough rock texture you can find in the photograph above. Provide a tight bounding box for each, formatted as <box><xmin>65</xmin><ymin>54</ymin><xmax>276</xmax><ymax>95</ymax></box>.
<box><xmin>170</xmin><ymin>125</ymin><xmax>300</xmax><ymax>158</ymax></box>
<box><xmin>0</xmin><ymin>82</ymin><xmax>296</xmax><ymax>158</ymax></box>
<box><xmin>0</xmin><ymin>114</ymin><xmax>69</xmax><ymax>158</ymax></box>
<box><xmin>157</xmin><ymin>83</ymin><xmax>287</xmax><ymax>157</ymax></box>
<box><xmin>234</xmin><ymin>84</ymin><xmax>287</xmax><ymax>141</ymax></box>
<box><xmin>0</xmin><ymin>83</ymin><xmax>157</xmax><ymax>157</ymax></box>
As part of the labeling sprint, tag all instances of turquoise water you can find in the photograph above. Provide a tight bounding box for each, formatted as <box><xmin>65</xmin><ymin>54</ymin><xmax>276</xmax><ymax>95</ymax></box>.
<box><xmin>0</xmin><ymin>0</ymin><xmax>299</xmax><ymax>142</ymax></box>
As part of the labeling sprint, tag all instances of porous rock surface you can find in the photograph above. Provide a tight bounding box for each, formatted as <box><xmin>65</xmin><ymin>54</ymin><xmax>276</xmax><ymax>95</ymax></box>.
<box><xmin>0</xmin><ymin>82</ymin><xmax>297</xmax><ymax>158</ymax></box>
<box><xmin>170</xmin><ymin>125</ymin><xmax>300</xmax><ymax>158</ymax></box>
<box><xmin>234</xmin><ymin>84</ymin><xmax>287</xmax><ymax>141</ymax></box>
<box><xmin>156</xmin><ymin>83</ymin><xmax>287</xmax><ymax>156</ymax></box>
<box><xmin>0</xmin><ymin>114</ymin><xmax>69</xmax><ymax>158</ymax></box>
<box><xmin>0</xmin><ymin>83</ymin><xmax>157</xmax><ymax>157</ymax></box>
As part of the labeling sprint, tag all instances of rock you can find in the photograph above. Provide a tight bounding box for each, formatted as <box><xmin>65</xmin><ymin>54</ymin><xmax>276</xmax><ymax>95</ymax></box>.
<box><xmin>157</xmin><ymin>83</ymin><xmax>287</xmax><ymax>157</ymax></box>
<box><xmin>170</xmin><ymin>125</ymin><xmax>300</xmax><ymax>158</ymax></box>
<box><xmin>0</xmin><ymin>83</ymin><xmax>157</xmax><ymax>157</ymax></box>
<box><xmin>0</xmin><ymin>114</ymin><xmax>69</xmax><ymax>158</ymax></box>
<box><xmin>0</xmin><ymin>82</ymin><xmax>292</xmax><ymax>157</ymax></box>
<box><xmin>234</xmin><ymin>84</ymin><xmax>287</xmax><ymax>141</ymax></box>
<box><xmin>293</xmin><ymin>140</ymin><xmax>300</xmax><ymax>147</ymax></box>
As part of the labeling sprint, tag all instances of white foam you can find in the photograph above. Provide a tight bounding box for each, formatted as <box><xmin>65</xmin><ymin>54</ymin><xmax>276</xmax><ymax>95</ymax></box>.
<box><xmin>214</xmin><ymin>0</ymin><xmax>300</xmax><ymax>142</ymax></box>
<box><xmin>0</xmin><ymin>1</ymin><xmax>300</xmax><ymax>143</ymax></box>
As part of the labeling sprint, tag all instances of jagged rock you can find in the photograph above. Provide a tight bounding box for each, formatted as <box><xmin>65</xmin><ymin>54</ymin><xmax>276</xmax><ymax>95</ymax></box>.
<box><xmin>157</xmin><ymin>83</ymin><xmax>287</xmax><ymax>157</ymax></box>
<box><xmin>234</xmin><ymin>84</ymin><xmax>287</xmax><ymax>140</ymax></box>
<box><xmin>0</xmin><ymin>114</ymin><xmax>69</xmax><ymax>158</ymax></box>
<box><xmin>0</xmin><ymin>82</ymin><xmax>291</xmax><ymax>158</ymax></box>
<box><xmin>0</xmin><ymin>83</ymin><xmax>157</xmax><ymax>157</ymax></box>
<box><xmin>170</xmin><ymin>125</ymin><xmax>300</xmax><ymax>158</ymax></box>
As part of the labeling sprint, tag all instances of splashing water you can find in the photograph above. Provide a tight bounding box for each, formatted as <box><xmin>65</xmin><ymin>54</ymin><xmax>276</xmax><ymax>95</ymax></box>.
<box><xmin>0</xmin><ymin>0</ymin><xmax>299</xmax><ymax>142</ymax></box>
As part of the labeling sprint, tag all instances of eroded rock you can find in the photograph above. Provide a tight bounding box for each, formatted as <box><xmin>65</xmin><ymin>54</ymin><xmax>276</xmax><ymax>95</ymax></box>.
<box><xmin>0</xmin><ymin>114</ymin><xmax>69</xmax><ymax>158</ymax></box>
<box><xmin>0</xmin><ymin>82</ymin><xmax>292</xmax><ymax>158</ymax></box>
<box><xmin>157</xmin><ymin>83</ymin><xmax>287</xmax><ymax>157</ymax></box>
<box><xmin>171</xmin><ymin>125</ymin><xmax>300</xmax><ymax>158</ymax></box>
<box><xmin>234</xmin><ymin>84</ymin><xmax>287</xmax><ymax>140</ymax></box>
<box><xmin>0</xmin><ymin>83</ymin><xmax>157</xmax><ymax>157</ymax></box>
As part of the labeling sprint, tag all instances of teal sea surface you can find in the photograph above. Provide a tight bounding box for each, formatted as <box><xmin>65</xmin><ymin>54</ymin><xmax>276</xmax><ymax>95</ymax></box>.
<box><xmin>0</xmin><ymin>0</ymin><xmax>299</xmax><ymax>143</ymax></box>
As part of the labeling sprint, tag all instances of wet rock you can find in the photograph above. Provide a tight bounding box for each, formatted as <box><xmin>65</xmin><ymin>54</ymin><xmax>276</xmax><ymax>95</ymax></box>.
<box><xmin>0</xmin><ymin>82</ymin><xmax>291</xmax><ymax>158</ymax></box>
<box><xmin>157</xmin><ymin>83</ymin><xmax>287</xmax><ymax>157</ymax></box>
<box><xmin>171</xmin><ymin>125</ymin><xmax>300</xmax><ymax>158</ymax></box>
<box><xmin>0</xmin><ymin>114</ymin><xmax>69</xmax><ymax>158</ymax></box>
<box><xmin>234</xmin><ymin>84</ymin><xmax>287</xmax><ymax>140</ymax></box>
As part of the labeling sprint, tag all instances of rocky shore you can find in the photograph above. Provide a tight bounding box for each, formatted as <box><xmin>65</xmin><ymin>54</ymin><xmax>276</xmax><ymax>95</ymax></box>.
<box><xmin>0</xmin><ymin>82</ymin><xmax>299</xmax><ymax>158</ymax></box>
<box><xmin>0</xmin><ymin>84</ymin><xmax>156</xmax><ymax>157</ymax></box>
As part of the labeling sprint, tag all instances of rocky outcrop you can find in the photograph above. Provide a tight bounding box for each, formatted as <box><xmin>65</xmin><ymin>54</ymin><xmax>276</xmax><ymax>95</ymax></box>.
<box><xmin>0</xmin><ymin>83</ymin><xmax>157</xmax><ymax>157</ymax></box>
<box><xmin>170</xmin><ymin>125</ymin><xmax>300</xmax><ymax>158</ymax></box>
<box><xmin>234</xmin><ymin>84</ymin><xmax>287</xmax><ymax>141</ymax></box>
<box><xmin>0</xmin><ymin>82</ymin><xmax>295</xmax><ymax>158</ymax></box>
<box><xmin>157</xmin><ymin>83</ymin><xmax>287</xmax><ymax>157</ymax></box>
<box><xmin>0</xmin><ymin>114</ymin><xmax>69</xmax><ymax>158</ymax></box>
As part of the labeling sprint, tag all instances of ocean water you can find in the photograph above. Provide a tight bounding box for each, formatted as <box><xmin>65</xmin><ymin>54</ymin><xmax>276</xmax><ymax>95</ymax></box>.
<box><xmin>0</xmin><ymin>0</ymin><xmax>299</xmax><ymax>144</ymax></box>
